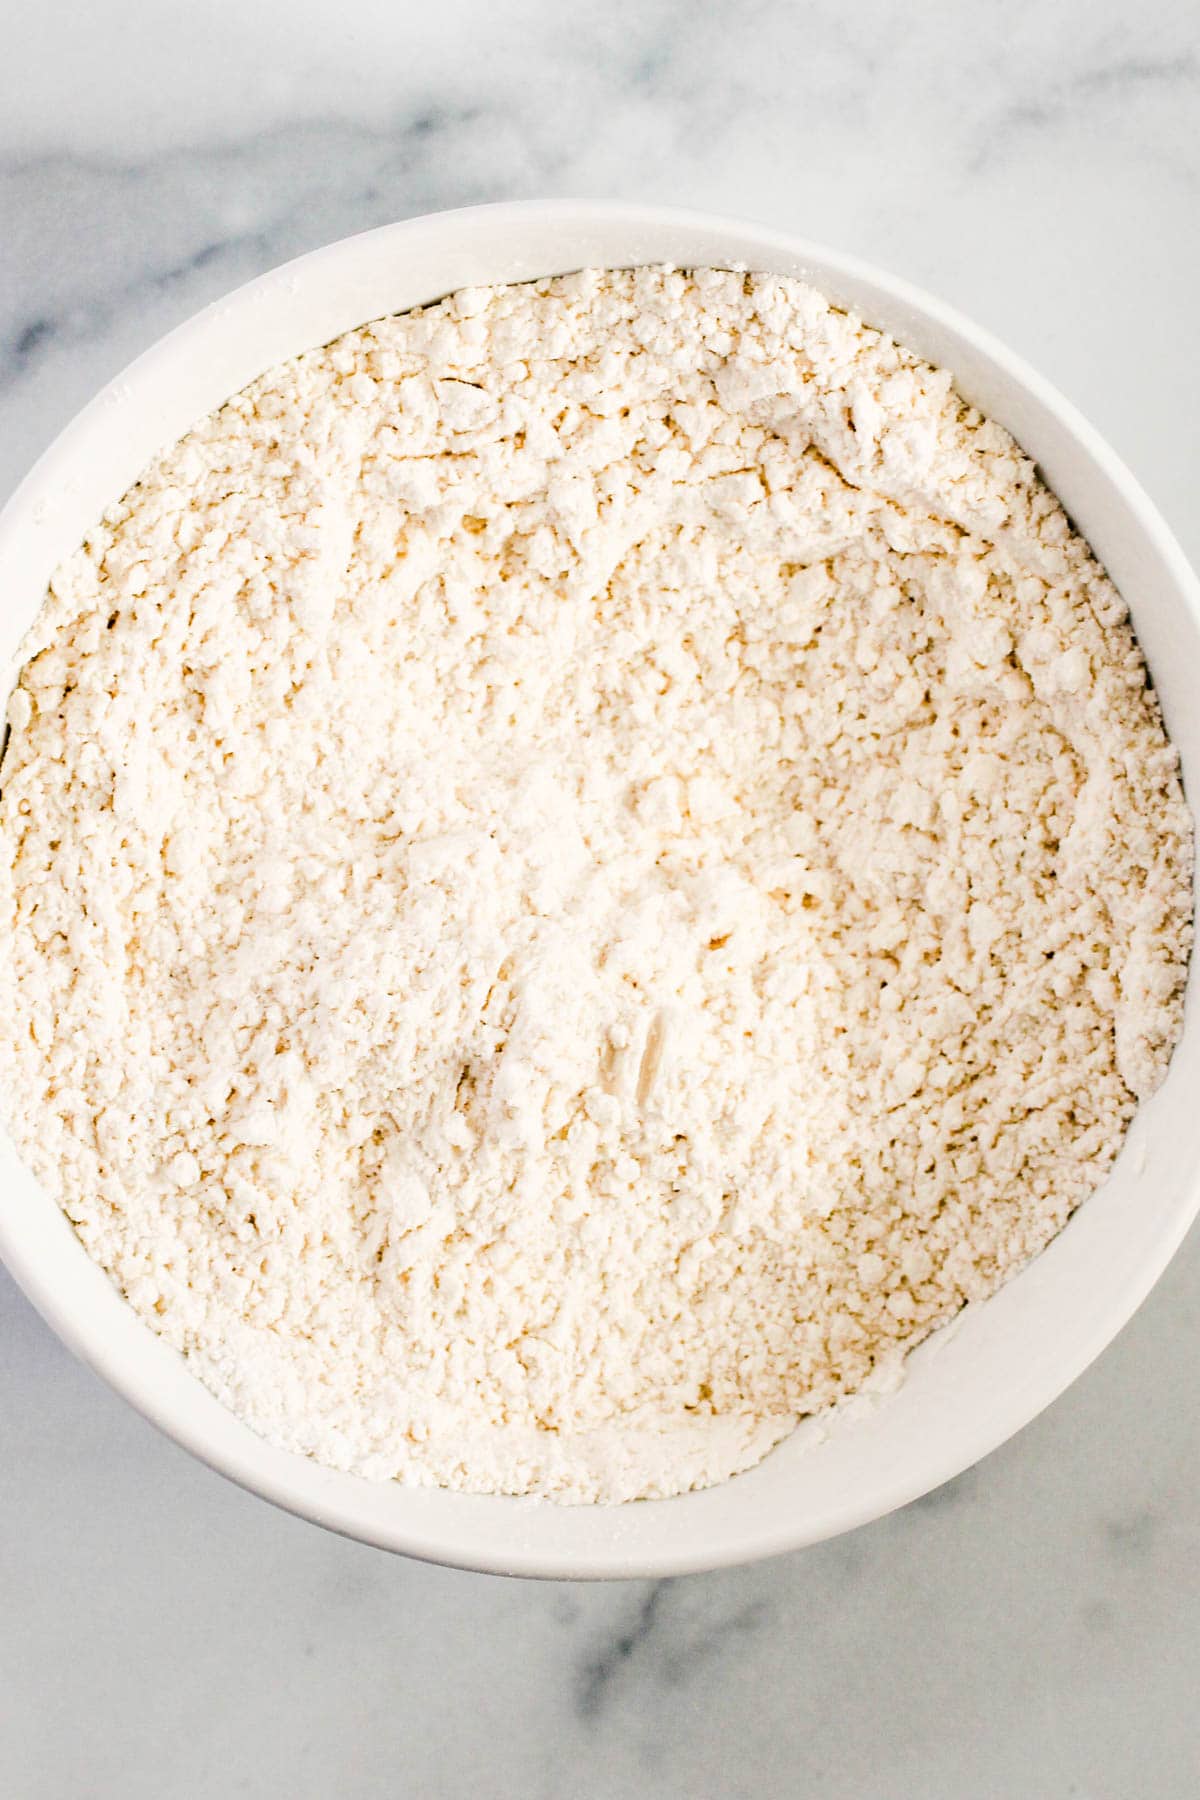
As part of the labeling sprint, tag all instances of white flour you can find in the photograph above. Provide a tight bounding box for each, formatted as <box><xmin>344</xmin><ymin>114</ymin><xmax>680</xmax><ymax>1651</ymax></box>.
<box><xmin>0</xmin><ymin>268</ymin><xmax>1192</xmax><ymax>1501</ymax></box>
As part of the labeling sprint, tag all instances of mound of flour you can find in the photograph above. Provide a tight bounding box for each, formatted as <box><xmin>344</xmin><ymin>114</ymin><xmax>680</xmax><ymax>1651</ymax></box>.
<box><xmin>0</xmin><ymin>268</ymin><xmax>1191</xmax><ymax>1501</ymax></box>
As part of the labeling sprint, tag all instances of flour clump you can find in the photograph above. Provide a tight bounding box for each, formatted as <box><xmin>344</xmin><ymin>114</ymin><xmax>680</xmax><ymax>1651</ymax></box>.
<box><xmin>0</xmin><ymin>268</ymin><xmax>1192</xmax><ymax>1501</ymax></box>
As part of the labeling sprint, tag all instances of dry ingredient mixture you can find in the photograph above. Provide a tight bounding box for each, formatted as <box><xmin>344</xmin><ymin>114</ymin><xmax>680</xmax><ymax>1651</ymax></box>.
<box><xmin>0</xmin><ymin>269</ymin><xmax>1192</xmax><ymax>1502</ymax></box>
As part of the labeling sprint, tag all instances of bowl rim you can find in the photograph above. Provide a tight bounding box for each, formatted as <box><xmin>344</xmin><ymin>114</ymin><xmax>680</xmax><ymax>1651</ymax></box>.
<box><xmin>2</xmin><ymin>197</ymin><xmax>1198</xmax><ymax>1579</ymax></box>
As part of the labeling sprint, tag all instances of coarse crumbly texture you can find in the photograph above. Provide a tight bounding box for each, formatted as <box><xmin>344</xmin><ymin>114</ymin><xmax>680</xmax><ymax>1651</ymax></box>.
<box><xmin>0</xmin><ymin>268</ymin><xmax>1192</xmax><ymax>1502</ymax></box>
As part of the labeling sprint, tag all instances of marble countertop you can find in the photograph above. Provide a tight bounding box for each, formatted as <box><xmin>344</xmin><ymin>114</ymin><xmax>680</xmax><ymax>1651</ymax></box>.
<box><xmin>3</xmin><ymin>2</ymin><xmax>1199</xmax><ymax>1793</ymax></box>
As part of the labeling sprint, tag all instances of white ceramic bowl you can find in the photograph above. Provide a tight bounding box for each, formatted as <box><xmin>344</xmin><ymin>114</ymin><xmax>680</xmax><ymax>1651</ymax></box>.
<box><xmin>1</xmin><ymin>201</ymin><xmax>1197</xmax><ymax>1578</ymax></box>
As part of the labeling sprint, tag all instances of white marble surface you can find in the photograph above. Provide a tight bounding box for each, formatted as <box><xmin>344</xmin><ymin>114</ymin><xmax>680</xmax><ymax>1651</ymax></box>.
<box><xmin>3</xmin><ymin>2</ymin><xmax>1200</xmax><ymax>1793</ymax></box>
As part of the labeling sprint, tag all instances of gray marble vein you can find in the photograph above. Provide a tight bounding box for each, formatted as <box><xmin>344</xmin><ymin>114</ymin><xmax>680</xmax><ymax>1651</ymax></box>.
<box><xmin>969</xmin><ymin>49</ymin><xmax>1200</xmax><ymax>171</ymax></box>
<box><xmin>2</xmin><ymin>1</ymin><xmax>1200</xmax><ymax>1795</ymax></box>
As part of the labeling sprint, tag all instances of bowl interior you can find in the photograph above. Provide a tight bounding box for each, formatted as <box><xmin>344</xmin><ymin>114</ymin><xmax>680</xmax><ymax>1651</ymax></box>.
<box><xmin>1</xmin><ymin>201</ymin><xmax>1197</xmax><ymax>1577</ymax></box>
